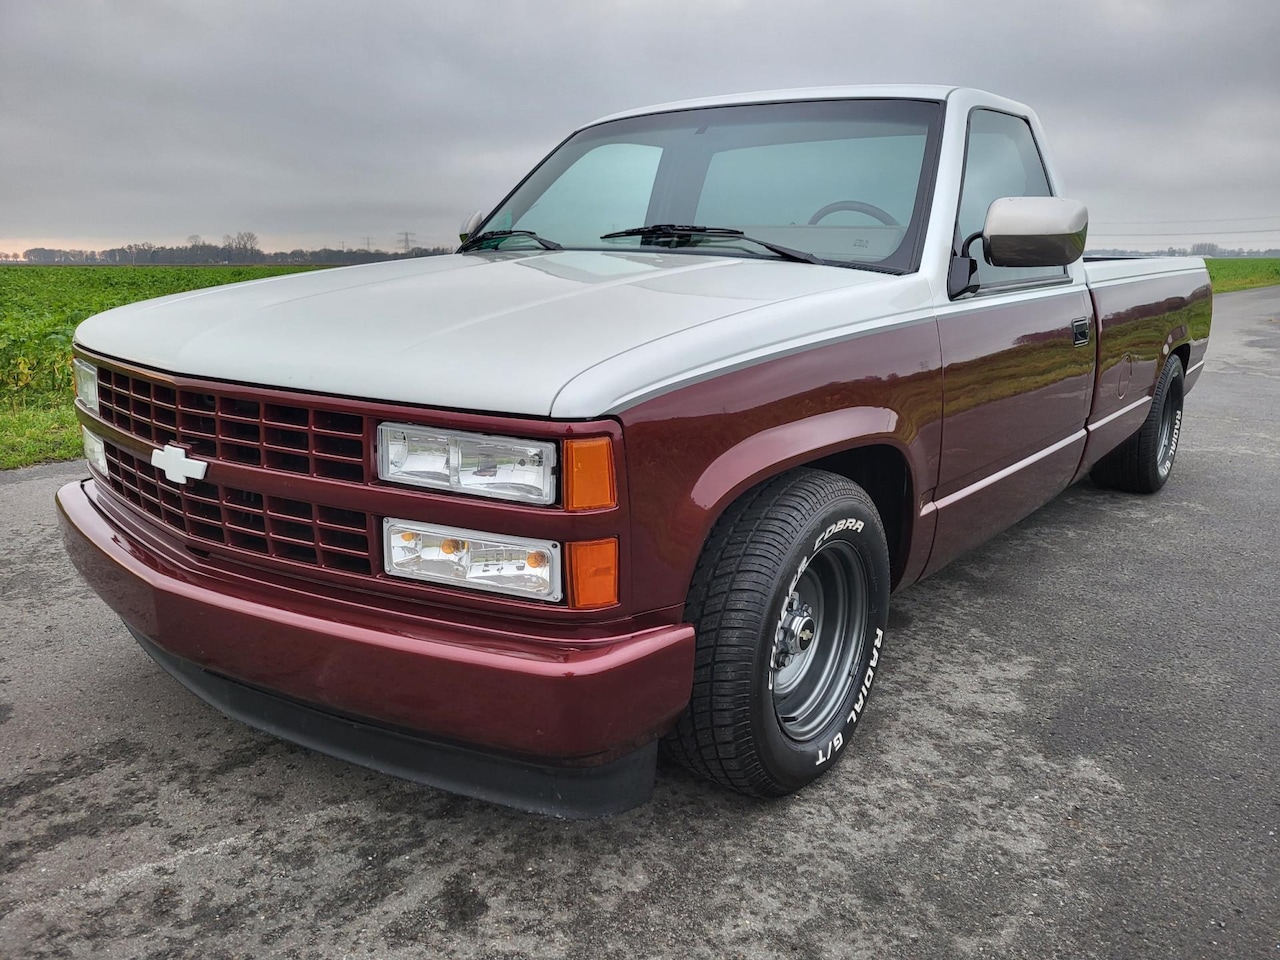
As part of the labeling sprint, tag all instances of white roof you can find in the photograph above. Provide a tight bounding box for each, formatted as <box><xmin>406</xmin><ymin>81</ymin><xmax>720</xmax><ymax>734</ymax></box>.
<box><xmin>584</xmin><ymin>85</ymin><xmax>969</xmax><ymax>129</ymax></box>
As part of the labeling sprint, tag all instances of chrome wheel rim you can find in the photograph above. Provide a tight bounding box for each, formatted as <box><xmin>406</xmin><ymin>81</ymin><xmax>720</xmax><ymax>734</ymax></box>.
<box><xmin>772</xmin><ymin>540</ymin><xmax>867</xmax><ymax>741</ymax></box>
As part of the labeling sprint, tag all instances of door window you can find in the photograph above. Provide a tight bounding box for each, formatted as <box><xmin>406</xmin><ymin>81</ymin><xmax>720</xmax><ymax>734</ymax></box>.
<box><xmin>957</xmin><ymin>110</ymin><xmax>1065</xmax><ymax>288</ymax></box>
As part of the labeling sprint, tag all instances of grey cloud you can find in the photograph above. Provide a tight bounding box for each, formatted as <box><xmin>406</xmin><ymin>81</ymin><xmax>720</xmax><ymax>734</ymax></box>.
<box><xmin>2</xmin><ymin>0</ymin><xmax>1278</xmax><ymax>252</ymax></box>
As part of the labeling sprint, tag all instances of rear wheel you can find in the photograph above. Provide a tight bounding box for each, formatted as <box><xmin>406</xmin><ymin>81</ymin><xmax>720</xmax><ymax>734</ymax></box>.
<box><xmin>1092</xmin><ymin>354</ymin><xmax>1185</xmax><ymax>494</ymax></box>
<box><xmin>665</xmin><ymin>469</ymin><xmax>891</xmax><ymax>797</ymax></box>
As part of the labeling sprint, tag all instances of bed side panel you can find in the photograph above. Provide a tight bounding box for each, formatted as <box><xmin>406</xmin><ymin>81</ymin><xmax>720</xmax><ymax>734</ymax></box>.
<box><xmin>1076</xmin><ymin>263</ymin><xmax>1212</xmax><ymax>478</ymax></box>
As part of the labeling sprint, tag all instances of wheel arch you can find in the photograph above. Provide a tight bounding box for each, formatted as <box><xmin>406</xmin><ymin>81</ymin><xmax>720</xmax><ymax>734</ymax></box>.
<box><xmin>686</xmin><ymin>408</ymin><xmax>921</xmax><ymax>591</ymax></box>
<box><xmin>806</xmin><ymin>444</ymin><xmax>913</xmax><ymax>587</ymax></box>
<box><xmin>1172</xmin><ymin>341</ymin><xmax>1191</xmax><ymax>375</ymax></box>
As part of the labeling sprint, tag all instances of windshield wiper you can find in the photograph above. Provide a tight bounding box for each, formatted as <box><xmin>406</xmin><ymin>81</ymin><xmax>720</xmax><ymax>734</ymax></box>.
<box><xmin>458</xmin><ymin>229</ymin><xmax>562</xmax><ymax>253</ymax></box>
<box><xmin>600</xmin><ymin>224</ymin><xmax>824</xmax><ymax>265</ymax></box>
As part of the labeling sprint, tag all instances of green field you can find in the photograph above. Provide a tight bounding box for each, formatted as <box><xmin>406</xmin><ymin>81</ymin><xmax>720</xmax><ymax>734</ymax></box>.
<box><xmin>0</xmin><ymin>265</ymin><xmax>322</xmax><ymax>469</ymax></box>
<box><xmin>1202</xmin><ymin>257</ymin><xmax>1280</xmax><ymax>293</ymax></box>
<box><xmin>2</xmin><ymin>258</ymin><xmax>1278</xmax><ymax>470</ymax></box>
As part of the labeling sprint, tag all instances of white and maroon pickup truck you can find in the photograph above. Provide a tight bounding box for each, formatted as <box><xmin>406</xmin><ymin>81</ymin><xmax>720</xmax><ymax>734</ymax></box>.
<box><xmin>59</xmin><ymin>86</ymin><xmax>1212</xmax><ymax>816</ymax></box>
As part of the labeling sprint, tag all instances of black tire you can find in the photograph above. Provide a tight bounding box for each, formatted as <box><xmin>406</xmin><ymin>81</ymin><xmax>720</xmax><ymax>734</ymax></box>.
<box><xmin>1091</xmin><ymin>354</ymin><xmax>1185</xmax><ymax>494</ymax></box>
<box><xmin>665</xmin><ymin>468</ymin><xmax>891</xmax><ymax>797</ymax></box>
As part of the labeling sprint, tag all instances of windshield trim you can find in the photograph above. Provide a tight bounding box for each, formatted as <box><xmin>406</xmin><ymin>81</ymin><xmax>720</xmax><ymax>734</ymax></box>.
<box><xmin>463</xmin><ymin>243</ymin><xmax>909</xmax><ymax>275</ymax></box>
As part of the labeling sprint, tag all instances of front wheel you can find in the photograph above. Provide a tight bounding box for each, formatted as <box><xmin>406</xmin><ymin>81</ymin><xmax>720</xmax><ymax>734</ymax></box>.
<box><xmin>664</xmin><ymin>469</ymin><xmax>891</xmax><ymax>797</ymax></box>
<box><xmin>1092</xmin><ymin>353</ymin><xmax>1185</xmax><ymax>494</ymax></box>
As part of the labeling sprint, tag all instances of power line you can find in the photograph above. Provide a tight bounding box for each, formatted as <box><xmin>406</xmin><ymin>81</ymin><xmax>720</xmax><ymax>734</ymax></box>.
<box><xmin>1095</xmin><ymin>214</ymin><xmax>1280</xmax><ymax>225</ymax></box>
<box><xmin>398</xmin><ymin>231</ymin><xmax>416</xmax><ymax>254</ymax></box>
<box><xmin>1090</xmin><ymin>228</ymin><xmax>1280</xmax><ymax>238</ymax></box>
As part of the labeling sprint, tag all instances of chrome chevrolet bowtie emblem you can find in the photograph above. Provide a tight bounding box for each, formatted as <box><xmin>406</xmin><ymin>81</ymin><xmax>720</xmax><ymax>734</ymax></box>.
<box><xmin>151</xmin><ymin>444</ymin><xmax>208</xmax><ymax>485</ymax></box>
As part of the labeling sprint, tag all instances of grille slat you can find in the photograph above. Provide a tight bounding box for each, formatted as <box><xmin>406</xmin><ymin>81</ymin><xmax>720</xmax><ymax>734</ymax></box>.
<box><xmin>97</xmin><ymin>363</ymin><xmax>373</xmax><ymax>577</ymax></box>
<box><xmin>99</xmin><ymin>369</ymin><xmax>368</xmax><ymax>482</ymax></box>
<box><xmin>105</xmin><ymin>445</ymin><xmax>373</xmax><ymax>575</ymax></box>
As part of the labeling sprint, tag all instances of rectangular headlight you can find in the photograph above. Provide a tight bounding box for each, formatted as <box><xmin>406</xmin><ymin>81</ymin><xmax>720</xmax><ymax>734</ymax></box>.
<box><xmin>378</xmin><ymin>423</ymin><xmax>556</xmax><ymax>505</ymax></box>
<box><xmin>82</xmin><ymin>426</ymin><xmax>108</xmax><ymax>474</ymax></box>
<box><xmin>73</xmin><ymin>358</ymin><xmax>99</xmax><ymax>411</ymax></box>
<box><xmin>384</xmin><ymin>519</ymin><xmax>562</xmax><ymax>601</ymax></box>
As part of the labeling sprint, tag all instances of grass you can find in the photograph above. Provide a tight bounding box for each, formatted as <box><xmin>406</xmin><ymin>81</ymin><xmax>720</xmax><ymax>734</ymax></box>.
<box><xmin>1203</xmin><ymin>258</ymin><xmax>1280</xmax><ymax>293</ymax></box>
<box><xmin>1</xmin><ymin>265</ymin><xmax>323</xmax><ymax>470</ymax></box>
<box><xmin>0</xmin><ymin>405</ymin><xmax>82</xmax><ymax>470</ymax></box>
<box><xmin>2</xmin><ymin>259</ymin><xmax>1277</xmax><ymax>471</ymax></box>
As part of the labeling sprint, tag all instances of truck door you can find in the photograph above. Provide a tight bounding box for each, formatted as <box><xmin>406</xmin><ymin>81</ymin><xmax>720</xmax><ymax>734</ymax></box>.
<box><xmin>925</xmin><ymin>109</ymin><xmax>1095</xmax><ymax>575</ymax></box>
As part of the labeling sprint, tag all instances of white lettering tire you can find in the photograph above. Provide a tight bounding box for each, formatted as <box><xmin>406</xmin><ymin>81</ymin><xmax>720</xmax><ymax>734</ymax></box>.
<box><xmin>1092</xmin><ymin>354</ymin><xmax>1185</xmax><ymax>494</ymax></box>
<box><xmin>664</xmin><ymin>469</ymin><xmax>891</xmax><ymax>797</ymax></box>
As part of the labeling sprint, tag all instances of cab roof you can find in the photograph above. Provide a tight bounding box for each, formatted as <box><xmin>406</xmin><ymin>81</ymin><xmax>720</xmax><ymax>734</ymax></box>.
<box><xmin>583</xmin><ymin>85</ymin><xmax>978</xmax><ymax>129</ymax></box>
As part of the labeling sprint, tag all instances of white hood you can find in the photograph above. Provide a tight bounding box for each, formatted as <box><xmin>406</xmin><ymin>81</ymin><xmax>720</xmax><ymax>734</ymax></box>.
<box><xmin>75</xmin><ymin>251</ymin><xmax>927</xmax><ymax>418</ymax></box>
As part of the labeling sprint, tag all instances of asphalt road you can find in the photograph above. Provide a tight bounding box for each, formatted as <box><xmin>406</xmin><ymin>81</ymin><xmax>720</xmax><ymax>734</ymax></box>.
<box><xmin>2</xmin><ymin>288</ymin><xmax>1277</xmax><ymax>960</ymax></box>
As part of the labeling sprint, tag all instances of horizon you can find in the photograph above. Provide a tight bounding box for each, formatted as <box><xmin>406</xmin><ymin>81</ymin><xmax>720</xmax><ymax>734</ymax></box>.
<box><xmin>6</xmin><ymin>237</ymin><xmax>1280</xmax><ymax>265</ymax></box>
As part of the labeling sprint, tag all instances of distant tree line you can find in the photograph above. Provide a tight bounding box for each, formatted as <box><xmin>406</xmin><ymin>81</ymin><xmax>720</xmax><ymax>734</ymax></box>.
<box><xmin>7</xmin><ymin>238</ymin><xmax>1278</xmax><ymax>265</ymax></box>
<box><xmin>1086</xmin><ymin>243</ymin><xmax>1280</xmax><ymax>258</ymax></box>
<box><xmin>10</xmin><ymin>232</ymin><xmax>454</xmax><ymax>265</ymax></box>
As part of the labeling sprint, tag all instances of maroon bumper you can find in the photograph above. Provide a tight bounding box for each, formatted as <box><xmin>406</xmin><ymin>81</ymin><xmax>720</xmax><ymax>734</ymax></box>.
<box><xmin>58</xmin><ymin>479</ymin><xmax>694</xmax><ymax>811</ymax></box>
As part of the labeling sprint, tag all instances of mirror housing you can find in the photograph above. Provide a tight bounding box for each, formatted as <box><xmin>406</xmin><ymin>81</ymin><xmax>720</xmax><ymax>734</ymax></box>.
<box><xmin>982</xmin><ymin>197</ymin><xmax>1088</xmax><ymax>268</ymax></box>
<box><xmin>459</xmin><ymin>210</ymin><xmax>485</xmax><ymax>243</ymax></box>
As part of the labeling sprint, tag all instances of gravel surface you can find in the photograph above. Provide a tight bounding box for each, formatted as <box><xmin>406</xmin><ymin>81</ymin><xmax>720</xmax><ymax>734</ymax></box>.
<box><xmin>2</xmin><ymin>288</ymin><xmax>1277</xmax><ymax>959</ymax></box>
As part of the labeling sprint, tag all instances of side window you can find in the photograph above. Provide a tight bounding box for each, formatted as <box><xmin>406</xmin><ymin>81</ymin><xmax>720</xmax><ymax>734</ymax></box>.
<box><xmin>957</xmin><ymin>110</ymin><xmax>1064</xmax><ymax>288</ymax></box>
<box><xmin>509</xmin><ymin>143</ymin><xmax>661</xmax><ymax>246</ymax></box>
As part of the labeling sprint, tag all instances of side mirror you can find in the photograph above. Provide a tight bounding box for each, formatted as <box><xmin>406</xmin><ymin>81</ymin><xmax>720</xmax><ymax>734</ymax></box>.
<box><xmin>459</xmin><ymin>210</ymin><xmax>485</xmax><ymax>243</ymax></box>
<box><xmin>982</xmin><ymin>197</ymin><xmax>1088</xmax><ymax>268</ymax></box>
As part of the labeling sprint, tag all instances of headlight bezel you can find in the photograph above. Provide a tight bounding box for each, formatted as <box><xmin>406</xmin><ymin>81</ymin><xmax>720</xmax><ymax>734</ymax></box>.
<box><xmin>377</xmin><ymin>422</ymin><xmax>558</xmax><ymax>506</ymax></box>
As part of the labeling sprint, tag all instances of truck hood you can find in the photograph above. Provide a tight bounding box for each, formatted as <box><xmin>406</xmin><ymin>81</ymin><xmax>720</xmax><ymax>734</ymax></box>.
<box><xmin>76</xmin><ymin>251</ymin><xmax>928</xmax><ymax>418</ymax></box>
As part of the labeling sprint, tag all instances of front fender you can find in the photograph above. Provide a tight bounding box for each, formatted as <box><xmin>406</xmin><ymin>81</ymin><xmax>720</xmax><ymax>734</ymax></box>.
<box><xmin>617</xmin><ymin>315</ymin><xmax>944</xmax><ymax>615</ymax></box>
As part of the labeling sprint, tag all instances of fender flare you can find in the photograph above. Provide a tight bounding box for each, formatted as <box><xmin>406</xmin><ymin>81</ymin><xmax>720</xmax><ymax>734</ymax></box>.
<box><xmin>679</xmin><ymin>406</ymin><xmax>928</xmax><ymax>589</ymax></box>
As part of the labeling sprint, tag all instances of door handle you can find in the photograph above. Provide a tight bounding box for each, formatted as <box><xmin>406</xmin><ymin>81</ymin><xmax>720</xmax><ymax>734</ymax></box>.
<box><xmin>1072</xmin><ymin>317</ymin><xmax>1091</xmax><ymax>347</ymax></box>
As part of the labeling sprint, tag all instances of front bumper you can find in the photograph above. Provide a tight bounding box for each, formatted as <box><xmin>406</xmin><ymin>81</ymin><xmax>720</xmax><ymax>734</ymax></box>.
<box><xmin>57</xmin><ymin>479</ymin><xmax>695</xmax><ymax>816</ymax></box>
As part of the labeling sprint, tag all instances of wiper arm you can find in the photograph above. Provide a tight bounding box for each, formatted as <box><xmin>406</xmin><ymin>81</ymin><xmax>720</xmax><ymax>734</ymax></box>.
<box><xmin>600</xmin><ymin>224</ymin><xmax>824</xmax><ymax>265</ymax></box>
<box><xmin>458</xmin><ymin>229</ymin><xmax>562</xmax><ymax>253</ymax></box>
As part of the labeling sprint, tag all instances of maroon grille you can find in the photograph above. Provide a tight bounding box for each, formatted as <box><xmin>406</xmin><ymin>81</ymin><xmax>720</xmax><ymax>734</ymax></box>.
<box><xmin>104</xmin><ymin>444</ymin><xmax>374</xmax><ymax>575</ymax></box>
<box><xmin>96</xmin><ymin>367</ymin><xmax>367</xmax><ymax>482</ymax></box>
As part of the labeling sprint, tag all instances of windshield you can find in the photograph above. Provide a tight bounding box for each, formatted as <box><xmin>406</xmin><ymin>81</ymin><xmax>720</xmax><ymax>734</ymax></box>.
<box><xmin>475</xmin><ymin>98</ymin><xmax>943</xmax><ymax>272</ymax></box>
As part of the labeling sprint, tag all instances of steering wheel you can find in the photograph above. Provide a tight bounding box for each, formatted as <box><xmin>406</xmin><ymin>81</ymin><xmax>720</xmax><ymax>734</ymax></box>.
<box><xmin>807</xmin><ymin>201</ymin><xmax>900</xmax><ymax>226</ymax></box>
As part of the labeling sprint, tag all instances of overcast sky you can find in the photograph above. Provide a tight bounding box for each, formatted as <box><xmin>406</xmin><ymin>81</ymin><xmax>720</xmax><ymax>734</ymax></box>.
<box><xmin>3</xmin><ymin>0</ymin><xmax>1278</xmax><ymax>255</ymax></box>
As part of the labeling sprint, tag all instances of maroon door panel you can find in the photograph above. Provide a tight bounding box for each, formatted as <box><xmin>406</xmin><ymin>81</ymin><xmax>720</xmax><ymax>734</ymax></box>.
<box><xmin>925</xmin><ymin>286</ymin><xmax>1095</xmax><ymax>574</ymax></box>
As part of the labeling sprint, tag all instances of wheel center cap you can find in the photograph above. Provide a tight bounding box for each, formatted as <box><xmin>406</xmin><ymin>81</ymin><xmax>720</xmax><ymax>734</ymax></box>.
<box><xmin>781</xmin><ymin>607</ymin><xmax>816</xmax><ymax>656</ymax></box>
<box><xmin>795</xmin><ymin>616</ymin><xmax>816</xmax><ymax>650</ymax></box>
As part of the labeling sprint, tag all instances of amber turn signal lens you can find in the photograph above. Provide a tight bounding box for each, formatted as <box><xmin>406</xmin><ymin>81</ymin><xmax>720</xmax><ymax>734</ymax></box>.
<box><xmin>567</xmin><ymin>538</ymin><xmax>619</xmax><ymax>609</ymax></box>
<box><xmin>564</xmin><ymin>437</ymin><xmax>616</xmax><ymax>510</ymax></box>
